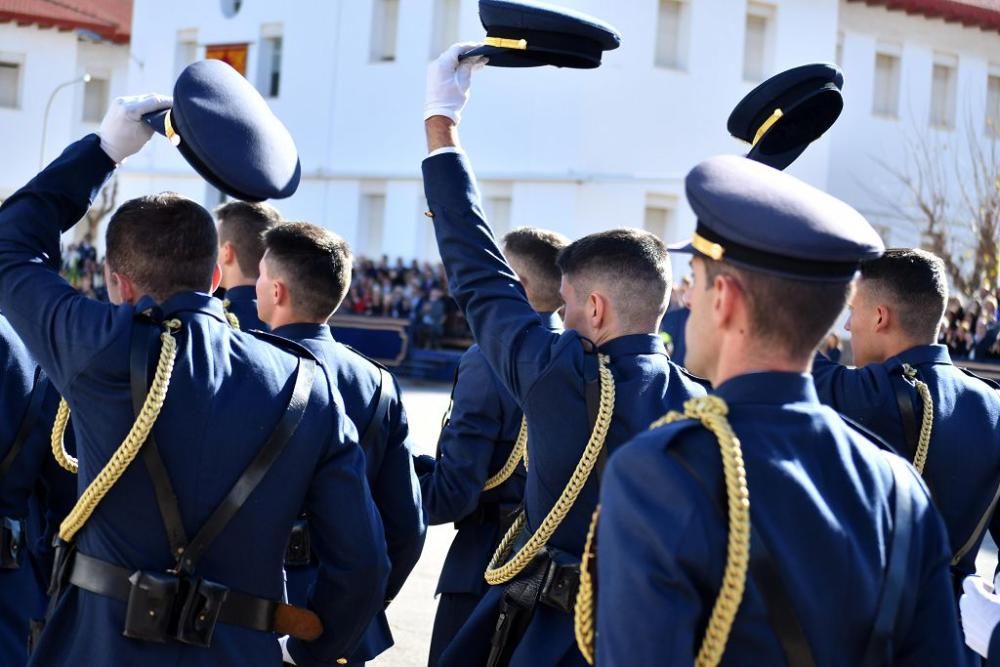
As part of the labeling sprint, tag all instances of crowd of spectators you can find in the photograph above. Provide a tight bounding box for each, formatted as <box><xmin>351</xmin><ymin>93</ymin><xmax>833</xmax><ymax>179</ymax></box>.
<box><xmin>938</xmin><ymin>291</ymin><xmax>1000</xmax><ymax>361</ymax></box>
<box><xmin>61</xmin><ymin>237</ymin><xmax>108</xmax><ymax>302</ymax></box>
<box><xmin>340</xmin><ymin>255</ymin><xmax>470</xmax><ymax>349</ymax></box>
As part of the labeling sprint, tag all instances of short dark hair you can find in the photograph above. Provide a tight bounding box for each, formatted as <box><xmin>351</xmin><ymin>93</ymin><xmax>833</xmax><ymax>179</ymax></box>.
<box><xmin>860</xmin><ymin>248</ymin><xmax>947</xmax><ymax>342</ymax></box>
<box><xmin>263</xmin><ymin>222</ymin><xmax>352</xmax><ymax>321</ymax></box>
<box><xmin>703</xmin><ymin>260</ymin><xmax>851</xmax><ymax>359</ymax></box>
<box><xmin>215</xmin><ymin>201</ymin><xmax>282</xmax><ymax>278</ymax></box>
<box><xmin>556</xmin><ymin>228</ymin><xmax>671</xmax><ymax>329</ymax></box>
<box><xmin>502</xmin><ymin>227</ymin><xmax>569</xmax><ymax>312</ymax></box>
<box><xmin>106</xmin><ymin>193</ymin><xmax>218</xmax><ymax>302</ymax></box>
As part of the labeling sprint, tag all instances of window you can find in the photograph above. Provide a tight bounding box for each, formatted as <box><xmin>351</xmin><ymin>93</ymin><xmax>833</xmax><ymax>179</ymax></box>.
<box><xmin>82</xmin><ymin>77</ymin><xmax>109</xmax><ymax>123</ymax></box>
<box><xmin>644</xmin><ymin>196</ymin><xmax>676</xmax><ymax>241</ymax></box>
<box><xmin>431</xmin><ymin>0</ymin><xmax>461</xmax><ymax>58</ymax></box>
<box><xmin>360</xmin><ymin>193</ymin><xmax>386</xmax><ymax>255</ymax></box>
<box><xmin>987</xmin><ymin>69</ymin><xmax>1000</xmax><ymax>137</ymax></box>
<box><xmin>371</xmin><ymin>0</ymin><xmax>400</xmax><ymax>63</ymax></box>
<box><xmin>743</xmin><ymin>3</ymin><xmax>774</xmax><ymax>82</ymax></box>
<box><xmin>930</xmin><ymin>54</ymin><xmax>957</xmax><ymax>129</ymax></box>
<box><xmin>654</xmin><ymin>0</ymin><xmax>689</xmax><ymax>70</ymax></box>
<box><xmin>0</xmin><ymin>60</ymin><xmax>21</xmax><ymax>109</ymax></box>
<box><xmin>483</xmin><ymin>196</ymin><xmax>512</xmax><ymax>238</ymax></box>
<box><xmin>175</xmin><ymin>29</ymin><xmax>199</xmax><ymax>78</ymax></box>
<box><xmin>258</xmin><ymin>24</ymin><xmax>283</xmax><ymax>98</ymax></box>
<box><xmin>872</xmin><ymin>52</ymin><xmax>901</xmax><ymax>118</ymax></box>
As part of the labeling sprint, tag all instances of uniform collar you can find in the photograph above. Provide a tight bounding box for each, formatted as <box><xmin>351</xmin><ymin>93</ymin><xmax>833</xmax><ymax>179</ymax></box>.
<box><xmin>597</xmin><ymin>333</ymin><xmax>667</xmax><ymax>358</ymax></box>
<box><xmin>713</xmin><ymin>371</ymin><xmax>819</xmax><ymax>406</ymax></box>
<box><xmin>885</xmin><ymin>344</ymin><xmax>952</xmax><ymax>370</ymax></box>
<box><xmin>134</xmin><ymin>291</ymin><xmax>228</xmax><ymax>325</ymax></box>
<box><xmin>271</xmin><ymin>322</ymin><xmax>334</xmax><ymax>345</ymax></box>
<box><xmin>224</xmin><ymin>285</ymin><xmax>257</xmax><ymax>302</ymax></box>
<box><xmin>537</xmin><ymin>311</ymin><xmax>563</xmax><ymax>331</ymax></box>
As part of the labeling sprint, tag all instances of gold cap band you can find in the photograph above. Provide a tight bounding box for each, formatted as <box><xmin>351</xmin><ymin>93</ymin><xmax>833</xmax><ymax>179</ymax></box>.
<box><xmin>691</xmin><ymin>233</ymin><xmax>725</xmax><ymax>261</ymax></box>
<box><xmin>752</xmin><ymin>108</ymin><xmax>783</xmax><ymax>147</ymax></box>
<box><xmin>484</xmin><ymin>36</ymin><xmax>528</xmax><ymax>50</ymax></box>
<box><xmin>164</xmin><ymin>109</ymin><xmax>181</xmax><ymax>147</ymax></box>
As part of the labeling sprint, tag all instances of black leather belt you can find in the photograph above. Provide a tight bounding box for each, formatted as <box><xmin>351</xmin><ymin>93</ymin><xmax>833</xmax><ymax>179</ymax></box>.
<box><xmin>69</xmin><ymin>552</ymin><xmax>278</xmax><ymax>633</ymax></box>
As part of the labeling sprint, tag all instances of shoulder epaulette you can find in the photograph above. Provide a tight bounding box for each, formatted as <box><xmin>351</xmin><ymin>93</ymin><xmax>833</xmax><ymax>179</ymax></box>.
<box><xmin>837</xmin><ymin>413</ymin><xmax>900</xmax><ymax>456</ymax></box>
<box><xmin>675</xmin><ymin>364</ymin><xmax>712</xmax><ymax>390</ymax></box>
<box><xmin>958</xmin><ymin>366</ymin><xmax>1000</xmax><ymax>391</ymax></box>
<box><xmin>340</xmin><ymin>343</ymin><xmax>390</xmax><ymax>373</ymax></box>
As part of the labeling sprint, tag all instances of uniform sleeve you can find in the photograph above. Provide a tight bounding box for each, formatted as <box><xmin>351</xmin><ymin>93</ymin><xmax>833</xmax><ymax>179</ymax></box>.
<box><xmin>596</xmin><ymin>434</ymin><xmax>708</xmax><ymax>665</ymax></box>
<box><xmin>288</xmin><ymin>395</ymin><xmax>390</xmax><ymax>667</ymax></box>
<box><xmin>421</xmin><ymin>152</ymin><xmax>563</xmax><ymax>402</ymax></box>
<box><xmin>0</xmin><ymin>136</ymin><xmax>122</xmax><ymax>391</ymax></box>
<box><xmin>420</xmin><ymin>350</ymin><xmax>505</xmax><ymax>525</ymax></box>
<box><xmin>811</xmin><ymin>352</ymin><xmax>887</xmax><ymax>422</ymax></box>
<box><xmin>370</xmin><ymin>377</ymin><xmax>426</xmax><ymax>602</ymax></box>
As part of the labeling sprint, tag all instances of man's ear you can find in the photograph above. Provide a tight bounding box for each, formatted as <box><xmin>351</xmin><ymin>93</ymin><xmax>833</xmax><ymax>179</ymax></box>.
<box><xmin>874</xmin><ymin>304</ymin><xmax>891</xmax><ymax>333</ymax></box>
<box><xmin>711</xmin><ymin>272</ymin><xmax>743</xmax><ymax>332</ymax></box>
<box><xmin>112</xmin><ymin>271</ymin><xmax>139</xmax><ymax>305</ymax></box>
<box><xmin>272</xmin><ymin>278</ymin><xmax>288</xmax><ymax>308</ymax></box>
<box><xmin>589</xmin><ymin>290</ymin><xmax>608</xmax><ymax>330</ymax></box>
<box><xmin>211</xmin><ymin>264</ymin><xmax>222</xmax><ymax>293</ymax></box>
<box><xmin>220</xmin><ymin>241</ymin><xmax>235</xmax><ymax>266</ymax></box>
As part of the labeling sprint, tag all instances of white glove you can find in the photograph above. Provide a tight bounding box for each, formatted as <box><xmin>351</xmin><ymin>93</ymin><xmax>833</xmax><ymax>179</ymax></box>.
<box><xmin>97</xmin><ymin>93</ymin><xmax>173</xmax><ymax>164</ymax></box>
<box><xmin>424</xmin><ymin>43</ymin><xmax>488</xmax><ymax>124</ymax></box>
<box><xmin>960</xmin><ymin>575</ymin><xmax>1000</xmax><ymax>658</ymax></box>
<box><xmin>278</xmin><ymin>635</ymin><xmax>296</xmax><ymax>665</ymax></box>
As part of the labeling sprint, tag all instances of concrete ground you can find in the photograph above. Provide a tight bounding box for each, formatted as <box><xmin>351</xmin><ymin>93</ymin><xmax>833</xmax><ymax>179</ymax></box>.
<box><xmin>375</xmin><ymin>379</ymin><xmax>998</xmax><ymax>665</ymax></box>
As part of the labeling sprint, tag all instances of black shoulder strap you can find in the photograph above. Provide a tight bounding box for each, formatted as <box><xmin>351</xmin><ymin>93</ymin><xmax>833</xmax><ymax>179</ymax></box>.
<box><xmin>0</xmin><ymin>367</ymin><xmax>50</xmax><ymax>480</ymax></box>
<box><xmin>175</xmin><ymin>357</ymin><xmax>315</xmax><ymax>575</ymax></box>
<box><xmin>861</xmin><ymin>453</ymin><xmax>915</xmax><ymax>667</ymax></box>
<box><xmin>839</xmin><ymin>414</ymin><xmax>902</xmax><ymax>457</ymax></box>
<box><xmin>246</xmin><ymin>329</ymin><xmax>318</xmax><ymax>361</ymax></box>
<box><xmin>891</xmin><ymin>373</ymin><xmax>920</xmax><ymax>462</ymax></box>
<box><xmin>663</xmin><ymin>444</ymin><xmax>817</xmax><ymax>667</ymax></box>
<box><xmin>131</xmin><ymin>319</ymin><xmax>188</xmax><ymax>559</ymax></box>
<box><xmin>361</xmin><ymin>367</ymin><xmax>394</xmax><ymax>453</ymax></box>
<box><xmin>952</xmin><ymin>477</ymin><xmax>1000</xmax><ymax>568</ymax></box>
<box><xmin>958</xmin><ymin>366</ymin><xmax>1000</xmax><ymax>391</ymax></box>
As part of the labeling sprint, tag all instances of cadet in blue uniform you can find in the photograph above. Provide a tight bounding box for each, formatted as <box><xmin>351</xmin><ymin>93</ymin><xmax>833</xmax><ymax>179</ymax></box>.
<box><xmin>256</xmin><ymin>222</ymin><xmax>425</xmax><ymax>665</ymax></box>
<box><xmin>591</xmin><ymin>155</ymin><xmax>964</xmax><ymax>665</ymax></box>
<box><xmin>812</xmin><ymin>248</ymin><xmax>1000</xmax><ymax>591</ymax></box>
<box><xmin>215</xmin><ymin>200</ymin><xmax>281</xmax><ymax>331</ymax></box>
<box><xmin>0</xmin><ymin>317</ymin><xmax>76</xmax><ymax>666</ymax></box>
<box><xmin>660</xmin><ymin>306</ymin><xmax>689</xmax><ymax>366</ymax></box>
<box><xmin>0</xmin><ymin>94</ymin><xmax>389</xmax><ymax>667</ymax></box>
<box><xmin>422</xmin><ymin>45</ymin><xmax>706</xmax><ymax>666</ymax></box>
<box><xmin>416</xmin><ymin>227</ymin><xmax>569</xmax><ymax>666</ymax></box>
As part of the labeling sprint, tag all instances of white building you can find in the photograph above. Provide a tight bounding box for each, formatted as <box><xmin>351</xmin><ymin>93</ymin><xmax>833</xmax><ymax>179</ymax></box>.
<box><xmin>6</xmin><ymin>0</ymin><xmax>1000</xmax><ymax>279</ymax></box>
<box><xmin>0</xmin><ymin>0</ymin><xmax>131</xmax><ymax>201</ymax></box>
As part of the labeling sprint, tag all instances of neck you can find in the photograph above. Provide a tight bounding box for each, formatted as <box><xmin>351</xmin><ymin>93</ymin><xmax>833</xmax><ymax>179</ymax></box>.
<box><xmin>269</xmin><ymin>309</ymin><xmax>327</xmax><ymax>331</ymax></box>
<box><xmin>710</xmin><ymin>336</ymin><xmax>811</xmax><ymax>387</ymax></box>
<box><xmin>881</xmin><ymin>336</ymin><xmax>934</xmax><ymax>362</ymax></box>
<box><xmin>591</xmin><ymin>325</ymin><xmax>655</xmax><ymax>348</ymax></box>
<box><xmin>221</xmin><ymin>266</ymin><xmax>255</xmax><ymax>290</ymax></box>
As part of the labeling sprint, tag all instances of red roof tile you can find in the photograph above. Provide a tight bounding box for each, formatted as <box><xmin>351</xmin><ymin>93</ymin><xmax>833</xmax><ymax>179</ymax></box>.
<box><xmin>0</xmin><ymin>0</ymin><xmax>131</xmax><ymax>43</ymax></box>
<box><xmin>847</xmin><ymin>0</ymin><xmax>1000</xmax><ymax>32</ymax></box>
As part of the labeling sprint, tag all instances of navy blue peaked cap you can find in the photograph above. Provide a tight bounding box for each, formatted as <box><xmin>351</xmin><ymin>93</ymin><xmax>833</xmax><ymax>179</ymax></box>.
<box><xmin>729</xmin><ymin>63</ymin><xmax>844</xmax><ymax>171</ymax></box>
<box><xmin>670</xmin><ymin>155</ymin><xmax>884</xmax><ymax>282</ymax></box>
<box><xmin>461</xmin><ymin>0</ymin><xmax>621</xmax><ymax>68</ymax></box>
<box><xmin>143</xmin><ymin>59</ymin><xmax>301</xmax><ymax>202</ymax></box>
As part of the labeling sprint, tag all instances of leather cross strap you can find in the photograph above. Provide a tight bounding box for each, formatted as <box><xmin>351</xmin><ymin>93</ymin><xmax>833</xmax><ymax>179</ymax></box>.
<box><xmin>362</xmin><ymin>367</ymin><xmax>393</xmax><ymax>453</ymax></box>
<box><xmin>131</xmin><ymin>320</ymin><xmax>188</xmax><ymax>559</ymax></box>
<box><xmin>892</xmin><ymin>374</ymin><xmax>920</xmax><ymax>464</ymax></box>
<box><xmin>0</xmin><ymin>367</ymin><xmax>49</xmax><ymax>480</ymax></box>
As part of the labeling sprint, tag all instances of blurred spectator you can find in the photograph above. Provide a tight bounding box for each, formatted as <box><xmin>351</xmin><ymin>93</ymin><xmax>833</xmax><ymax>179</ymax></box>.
<box><xmin>821</xmin><ymin>332</ymin><xmax>843</xmax><ymax>363</ymax></box>
<box><xmin>61</xmin><ymin>238</ymin><xmax>109</xmax><ymax>301</ymax></box>
<box><xmin>938</xmin><ymin>291</ymin><xmax>1000</xmax><ymax>362</ymax></box>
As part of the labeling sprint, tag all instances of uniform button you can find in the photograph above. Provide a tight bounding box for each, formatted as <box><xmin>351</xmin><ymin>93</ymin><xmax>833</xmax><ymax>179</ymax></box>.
<box><xmin>336</xmin><ymin>659</ymin><xmax>348</xmax><ymax>665</ymax></box>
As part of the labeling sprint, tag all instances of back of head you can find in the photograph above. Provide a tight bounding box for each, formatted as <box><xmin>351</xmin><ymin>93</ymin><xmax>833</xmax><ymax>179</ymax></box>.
<box><xmin>556</xmin><ymin>228</ymin><xmax>671</xmax><ymax>330</ymax></box>
<box><xmin>860</xmin><ymin>248</ymin><xmax>947</xmax><ymax>343</ymax></box>
<box><xmin>216</xmin><ymin>201</ymin><xmax>282</xmax><ymax>278</ymax></box>
<box><xmin>502</xmin><ymin>227</ymin><xmax>569</xmax><ymax>312</ymax></box>
<box><xmin>264</xmin><ymin>222</ymin><xmax>352</xmax><ymax>321</ymax></box>
<box><xmin>106</xmin><ymin>193</ymin><xmax>218</xmax><ymax>303</ymax></box>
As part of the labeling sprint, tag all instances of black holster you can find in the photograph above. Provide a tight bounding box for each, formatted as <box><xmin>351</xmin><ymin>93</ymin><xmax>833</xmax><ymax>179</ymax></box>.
<box><xmin>123</xmin><ymin>570</ymin><xmax>230</xmax><ymax>647</ymax></box>
<box><xmin>284</xmin><ymin>517</ymin><xmax>312</xmax><ymax>568</ymax></box>
<box><xmin>0</xmin><ymin>517</ymin><xmax>24</xmax><ymax>570</ymax></box>
<box><xmin>485</xmin><ymin>550</ymin><xmax>582</xmax><ymax>667</ymax></box>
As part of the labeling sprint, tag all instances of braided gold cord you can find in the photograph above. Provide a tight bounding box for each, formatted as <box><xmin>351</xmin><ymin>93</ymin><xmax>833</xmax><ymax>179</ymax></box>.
<box><xmin>58</xmin><ymin>320</ymin><xmax>182</xmax><ymax>543</ymax></box>
<box><xmin>902</xmin><ymin>364</ymin><xmax>934</xmax><ymax>474</ymax></box>
<box><xmin>51</xmin><ymin>398</ymin><xmax>77</xmax><ymax>473</ymax></box>
<box><xmin>222</xmin><ymin>299</ymin><xmax>241</xmax><ymax>330</ymax></box>
<box><xmin>484</xmin><ymin>355</ymin><xmax>615</xmax><ymax>586</ymax></box>
<box><xmin>651</xmin><ymin>396</ymin><xmax>751</xmax><ymax>667</ymax></box>
<box><xmin>483</xmin><ymin>416</ymin><xmax>528</xmax><ymax>491</ymax></box>
<box><xmin>574</xmin><ymin>506</ymin><xmax>600</xmax><ymax>665</ymax></box>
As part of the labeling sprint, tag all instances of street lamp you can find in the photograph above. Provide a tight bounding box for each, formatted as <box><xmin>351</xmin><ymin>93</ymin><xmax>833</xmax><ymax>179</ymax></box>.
<box><xmin>39</xmin><ymin>73</ymin><xmax>91</xmax><ymax>169</ymax></box>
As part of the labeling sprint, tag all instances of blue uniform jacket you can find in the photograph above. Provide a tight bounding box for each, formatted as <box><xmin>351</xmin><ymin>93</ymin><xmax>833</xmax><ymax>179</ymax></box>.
<box><xmin>597</xmin><ymin>372</ymin><xmax>965</xmax><ymax>666</ymax></box>
<box><xmin>274</xmin><ymin>323</ymin><xmax>425</xmax><ymax>663</ymax></box>
<box><xmin>660</xmin><ymin>306</ymin><xmax>689</xmax><ymax>367</ymax></box>
<box><xmin>813</xmin><ymin>345</ymin><xmax>1000</xmax><ymax>580</ymax></box>
<box><xmin>0</xmin><ymin>136</ymin><xmax>389</xmax><ymax>667</ymax></box>
<box><xmin>223</xmin><ymin>285</ymin><xmax>267</xmax><ymax>331</ymax></box>
<box><xmin>419</xmin><ymin>312</ymin><xmax>562</xmax><ymax>597</ymax></box>
<box><xmin>0</xmin><ymin>317</ymin><xmax>75</xmax><ymax>666</ymax></box>
<box><xmin>422</xmin><ymin>152</ymin><xmax>706</xmax><ymax>666</ymax></box>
